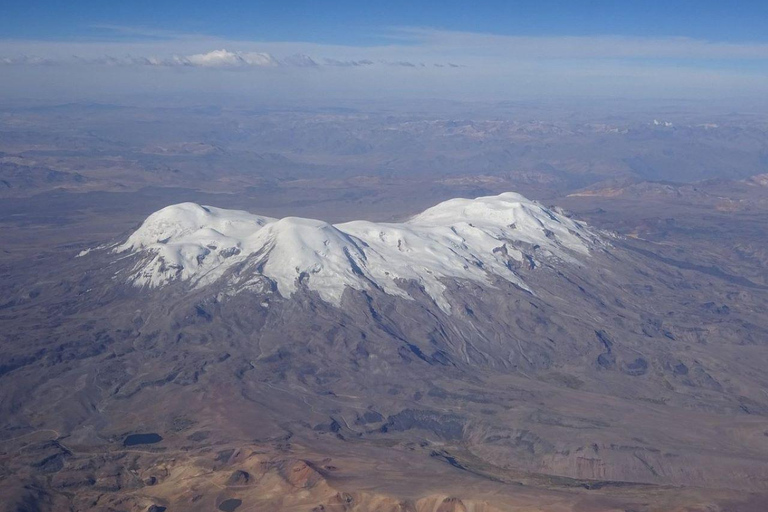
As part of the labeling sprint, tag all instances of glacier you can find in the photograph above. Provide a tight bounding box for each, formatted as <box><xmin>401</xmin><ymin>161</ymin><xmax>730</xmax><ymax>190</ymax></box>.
<box><xmin>116</xmin><ymin>192</ymin><xmax>602</xmax><ymax>312</ymax></box>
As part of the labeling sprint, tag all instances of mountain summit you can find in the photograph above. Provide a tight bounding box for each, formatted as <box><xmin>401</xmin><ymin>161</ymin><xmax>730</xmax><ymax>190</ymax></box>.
<box><xmin>118</xmin><ymin>192</ymin><xmax>603</xmax><ymax>311</ymax></box>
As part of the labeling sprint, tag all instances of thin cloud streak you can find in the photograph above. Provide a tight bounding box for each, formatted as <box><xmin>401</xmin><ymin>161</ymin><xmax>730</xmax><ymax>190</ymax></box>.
<box><xmin>1</xmin><ymin>27</ymin><xmax>767</xmax><ymax>102</ymax></box>
<box><xmin>5</xmin><ymin>27</ymin><xmax>768</xmax><ymax>68</ymax></box>
<box><xmin>0</xmin><ymin>48</ymin><xmax>449</xmax><ymax>70</ymax></box>
<box><xmin>5</xmin><ymin>26</ymin><xmax>768</xmax><ymax>64</ymax></box>
<box><xmin>391</xmin><ymin>27</ymin><xmax>768</xmax><ymax>60</ymax></box>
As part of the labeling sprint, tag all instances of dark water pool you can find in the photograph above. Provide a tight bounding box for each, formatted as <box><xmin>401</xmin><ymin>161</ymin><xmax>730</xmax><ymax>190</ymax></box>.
<box><xmin>218</xmin><ymin>498</ymin><xmax>242</xmax><ymax>512</ymax></box>
<box><xmin>123</xmin><ymin>433</ymin><xmax>163</xmax><ymax>446</ymax></box>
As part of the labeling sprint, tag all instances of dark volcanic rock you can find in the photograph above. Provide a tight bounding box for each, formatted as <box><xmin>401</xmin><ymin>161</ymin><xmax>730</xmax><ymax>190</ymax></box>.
<box><xmin>381</xmin><ymin>410</ymin><xmax>465</xmax><ymax>440</ymax></box>
<box><xmin>226</xmin><ymin>470</ymin><xmax>251</xmax><ymax>486</ymax></box>
<box><xmin>622</xmin><ymin>357</ymin><xmax>649</xmax><ymax>376</ymax></box>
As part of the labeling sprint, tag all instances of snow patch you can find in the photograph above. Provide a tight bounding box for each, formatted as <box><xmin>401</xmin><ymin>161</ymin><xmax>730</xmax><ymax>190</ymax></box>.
<box><xmin>114</xmin><ymin>193</ymin><xmax>601</xmax><ymax>312</ymax></box>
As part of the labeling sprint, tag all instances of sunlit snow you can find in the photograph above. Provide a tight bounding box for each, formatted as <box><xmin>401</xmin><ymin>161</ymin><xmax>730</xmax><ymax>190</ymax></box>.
<box><xmin>116</xmin><ymin>192</ymin><xmax>600</xmax><ymax>312</ymax></box>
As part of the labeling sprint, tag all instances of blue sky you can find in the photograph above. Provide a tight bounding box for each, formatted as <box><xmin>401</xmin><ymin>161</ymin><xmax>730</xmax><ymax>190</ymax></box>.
<box><xmin>5</xmin><ymin>0</ymin><xmax>768</xmax><ymax>44</ymax></box>
<box><xmin>2</xmin><ymin>1</ymin><xmax>768</xmax><ymax>104</ymax></box>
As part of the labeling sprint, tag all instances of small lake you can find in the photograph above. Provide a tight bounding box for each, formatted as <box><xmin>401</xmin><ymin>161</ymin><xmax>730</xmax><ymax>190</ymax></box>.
<box><xmin>218</xmin><ymin>498</ymin><xmax>242</xmax><ymax>512</ymax></box>
<box><xmin>123</xmin><ymin>433</ymin><xmax>163</xmax><ymax>446</ymax></box>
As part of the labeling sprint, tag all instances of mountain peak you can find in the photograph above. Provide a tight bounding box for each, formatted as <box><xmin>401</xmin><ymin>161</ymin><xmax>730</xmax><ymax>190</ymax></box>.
<box><xmin>114</xmin><ymin>192</ymin><xmax>602</xmax><ymax>311</ymax></box>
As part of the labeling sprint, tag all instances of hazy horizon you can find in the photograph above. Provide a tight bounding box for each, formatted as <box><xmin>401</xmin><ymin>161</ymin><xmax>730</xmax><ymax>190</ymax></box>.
<box><xmin>4</xmin><ymin>1</ymin><xmax>768</xmax><ymax>105</ymax></box>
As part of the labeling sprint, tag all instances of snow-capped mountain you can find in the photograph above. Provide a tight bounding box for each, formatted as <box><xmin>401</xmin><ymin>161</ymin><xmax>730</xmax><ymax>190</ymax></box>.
<box><xmin>117</xmin><ymin>192</ymin><xmax>603</xmax><ymax>311</ymax></box>
<box><xmin>8</xmin><ymin>188</ymin><xmax>768</xmax><ymax>512</ymax></box>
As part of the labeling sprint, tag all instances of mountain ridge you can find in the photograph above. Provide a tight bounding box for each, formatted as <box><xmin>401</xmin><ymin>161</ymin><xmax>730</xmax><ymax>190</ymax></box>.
<box><xmin>115</xmin><ymin>192</ymin><xmax>604</xmax><ymax>311</ymax></box>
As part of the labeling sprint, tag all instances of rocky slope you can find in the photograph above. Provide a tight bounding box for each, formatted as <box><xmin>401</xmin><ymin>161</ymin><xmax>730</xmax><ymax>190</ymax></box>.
<box><xmin>2</xmin><ymin>192</ymin><xmax>768</xmax><ymax>511</ymax></box>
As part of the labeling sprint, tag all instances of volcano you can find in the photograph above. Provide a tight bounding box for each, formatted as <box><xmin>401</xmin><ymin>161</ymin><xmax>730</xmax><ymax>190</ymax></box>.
<box><xmin>2</xmin><ymin>192</ymin><xmax>768</xmax><ymax>511</ymax></box>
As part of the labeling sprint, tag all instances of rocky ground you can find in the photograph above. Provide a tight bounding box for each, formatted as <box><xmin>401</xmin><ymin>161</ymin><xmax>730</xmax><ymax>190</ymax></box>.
<box><xmin>2</xmin><ymin>179</ymin><xmax>768</xmax><ymax>511</ymax></box>
<box><xmin>2</xmin><ymin>102</ymin><xmax>768</xmax><ymax>511</ymax></box>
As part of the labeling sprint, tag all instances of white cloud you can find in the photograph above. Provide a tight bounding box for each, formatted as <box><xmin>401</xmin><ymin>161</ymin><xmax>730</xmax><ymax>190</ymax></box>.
<box><xmin>177</xmin><ymin>49</ymin><xmax>279</xmax><ymax>68</ymax></box>
<box><xmin>0</xmin><ymin>47</ymin><xmax>452</xmax><ymax>69</ymax></box>
<box><xmin>1</xmin><ymin>27</ymin><xmax>767</xmax><ymax>102</ymax></box>
<box><xmin>5</xmin><ymin>27</ymin><xmax>768</xmax><ymax>66</ymax></box>
<box><xmin>323</xmin><ymin>58</ymin><xmax>374</xmax><ymax>67</ymax></box>
<box><xmin>183</xmin><ymin>49</ymin><xmax>247</xmax><ymax>67</ymax></box>
<box><xmin>280</xmin><ymin>53</ymin><xmax>318</xmax><ymax>67</ymax></box>
<box><xmin>243</xmin><ymin>52</ymin><xmax>280</xmax><ymax>67</ymax></box>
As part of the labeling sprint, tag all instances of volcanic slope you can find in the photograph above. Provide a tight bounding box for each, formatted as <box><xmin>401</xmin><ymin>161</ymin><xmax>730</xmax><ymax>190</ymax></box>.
<box><xmin>2</xmin><ymin>192</ymin><xmax>768</xmax><ymax>511</ymax></box>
